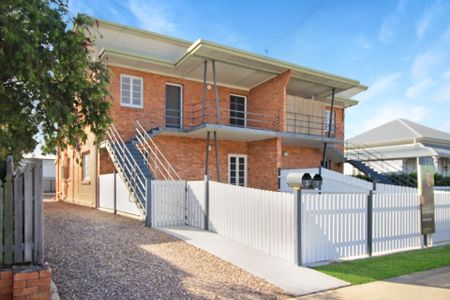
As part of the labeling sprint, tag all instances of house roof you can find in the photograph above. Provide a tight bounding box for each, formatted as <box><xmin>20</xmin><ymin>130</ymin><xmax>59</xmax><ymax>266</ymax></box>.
<box><xmin>348</xmin><ymin>119</ymin><xmax>450</xmax><ymax>148</ymax></box>
<box><xmin>90</xmin><ymin>18</ymin><xmax>366</xmax><ymax>107</ymax></box>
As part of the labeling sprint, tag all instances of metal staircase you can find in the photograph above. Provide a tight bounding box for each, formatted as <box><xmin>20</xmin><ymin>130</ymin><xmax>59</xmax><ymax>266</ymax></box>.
<box><xmin>346</xmin><ymin>159</ymin><xmax>394</xmax><ymax>184</ymax></box>
<box><xmin>105</xmin><ymin>124</ymin><xmax>151</xmax><ymax>219</ymax></box>
<box><xmin>345</xmin><ymin>141</ymin><xmax>417</xmax><ymax>187</ymax></box>
<box><xmin>105</xmin><ymin>122</ymin><xmax>181</xmax><ymax>225</ymax></box>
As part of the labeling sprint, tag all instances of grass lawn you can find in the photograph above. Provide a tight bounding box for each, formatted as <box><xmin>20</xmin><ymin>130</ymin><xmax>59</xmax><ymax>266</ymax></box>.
<box><xmin>314</xmin><ymin>245</ymin><xmax>450</xmax><ymax>285</ymax></box>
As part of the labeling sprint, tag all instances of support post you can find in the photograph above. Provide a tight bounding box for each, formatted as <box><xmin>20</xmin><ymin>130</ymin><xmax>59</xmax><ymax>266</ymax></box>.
<box><xmin>201</xmin><ymin>60</ymin><xmax>208</xmax><ymax>124</ymax></box>
<box><xmin>214</xmin><ymin>131</ymin><xmax>220</xmax><ymax>182</ymax></box>
<box><xmin>204</xmin><ymin>131</ymin><xmax>211</xmax><ymax>176</ymax></box>
<box><xmin>113</xmin><ymin>171</ymin><xmax>117</xmax><ymax>215</ymax></box>
<box><xmin>212</xmin><ymin>60</ymin><xmax>220</xmax><ymax>124</ymax></box>
<box><xmin>204</xmin><ymin>175</ymin><xmax>209</xmax><ymax>231</ymax></box>
<box><xmin>33</xmin><ymin>159</ymin><xmax>43</xmax><ymax>262</ymax></box>
<box><xmin>321</xmin><ymin>88</ymin><xmax>336</xmax><ymax>168</ymax></box>
<box><xmin>296</xmin><ymin>188</ymin><xmax>302</xmax><ymax>266</ymax></box>
<box><xmin>367</xmin><ymin>190</ymin><xmax>373</xmax><ymax>256</ymax></box>
<box><xmin>145</xmin><ymin>178</ymin><xmax>152</xmax><ymax>227</ymax></box>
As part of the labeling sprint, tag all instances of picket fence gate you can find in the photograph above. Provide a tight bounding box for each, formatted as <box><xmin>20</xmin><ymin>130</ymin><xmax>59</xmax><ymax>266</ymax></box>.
<box><xmin>0</xmin><ymin>156</ymin><xmax>44</xmax><ymax>266</ymax></box>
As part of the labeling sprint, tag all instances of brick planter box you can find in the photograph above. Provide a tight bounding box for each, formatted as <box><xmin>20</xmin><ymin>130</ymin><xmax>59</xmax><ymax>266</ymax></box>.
<box><xmin>0</xmin><ymin>263</ymin><xmax>51</xmax><ymax>300</ymax></box>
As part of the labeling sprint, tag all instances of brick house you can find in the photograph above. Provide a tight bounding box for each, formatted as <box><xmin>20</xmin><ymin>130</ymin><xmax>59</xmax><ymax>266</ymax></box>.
<box><xmin>56</xmin><ymin>19</ymin><xmax>367</xmax><ymax>207</ymax></box>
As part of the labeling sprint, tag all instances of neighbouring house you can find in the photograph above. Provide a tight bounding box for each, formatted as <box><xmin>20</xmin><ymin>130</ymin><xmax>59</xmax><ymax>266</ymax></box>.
<box><xmin>24</xmin><ymin>153</ymin><xmax>56</xmax><ymax>195</ymax></box>
<box><xmin>56</xmin><ymin>18</ymin><xmax>367</xmax><ymax>207</ymax></box>
<box><xmin>345</xmin><ymin>119</ymin><xmax>450</xmax><ymax>176</ymax></box>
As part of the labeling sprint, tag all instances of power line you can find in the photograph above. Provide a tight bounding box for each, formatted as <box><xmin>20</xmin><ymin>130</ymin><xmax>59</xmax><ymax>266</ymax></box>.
<box><xmin>264</xmin><ymin>0</ymin><xmax>326</xmax><ymax>54</ymax></box>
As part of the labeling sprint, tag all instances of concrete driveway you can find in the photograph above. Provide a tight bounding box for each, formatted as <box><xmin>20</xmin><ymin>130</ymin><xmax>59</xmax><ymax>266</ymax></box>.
<box><xmin>300</xmin><ymin>266</ymin><xmax>450</xmax><ymax>300</ymax></box>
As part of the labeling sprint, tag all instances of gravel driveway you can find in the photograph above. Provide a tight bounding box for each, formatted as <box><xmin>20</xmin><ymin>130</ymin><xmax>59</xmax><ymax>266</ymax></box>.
<box><xmin>45</xmin><ymin>202</ymin><xmax>287</xmax><ymax>299</ymax></box>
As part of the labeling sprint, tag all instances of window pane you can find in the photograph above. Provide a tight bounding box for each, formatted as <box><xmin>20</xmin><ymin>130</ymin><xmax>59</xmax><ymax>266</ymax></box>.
<box><xmin>132</xmin><ymin>90</ymin><xmax>141</xmax><ymax>105</ymax></box>
<box><xmin>121</xmin><ymin>76</ymin><xmax>131</xmax><ymax>105</ymax></box>
<box><xmin>122</xmin><ymin>92</ymin><xmax>130</xmax><ymax>104</ymax></box>
<box><xmin>239</xmin><ymin>157</ymin><xmax>245</xmax><ymax>164</ymax></box>
<box><xmin>82</xmin><ymin>153</ymin><xmax>90</xmax><ymax>180</ymax></box>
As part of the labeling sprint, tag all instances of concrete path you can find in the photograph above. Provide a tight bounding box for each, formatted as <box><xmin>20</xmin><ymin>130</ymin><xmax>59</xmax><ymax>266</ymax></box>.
<box><xmin>159</xmin><ymin>225</ymin><xmax>349</xmax><ymax>296</ymax></box>
<box><xmin>300</xmin><ymin>266</ymin><xmax>450</xmax><ymax>300</ymax></box>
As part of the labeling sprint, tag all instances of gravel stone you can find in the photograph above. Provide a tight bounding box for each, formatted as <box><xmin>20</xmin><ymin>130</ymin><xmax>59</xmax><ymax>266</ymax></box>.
<box><xmin>45</xmin><ymin>202</ymin><xmax>289</xmax><ymax>299</ymax></box>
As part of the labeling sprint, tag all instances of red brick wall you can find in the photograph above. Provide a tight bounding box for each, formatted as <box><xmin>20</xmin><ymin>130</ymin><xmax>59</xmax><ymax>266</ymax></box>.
<box><xmin>109</xmin><ymin>66</ymin><xmax>249</xmax><ymax>141</ymax></box>
<box><xmin>247</xmin><ymin>138</ymin><xmax>281</xmax><ymax>190</ymax></box>
<box><xmin>281</xmin><ymin>145</ymin><xmax>323</xmax><ymax>169</ymax></box>
<box><xmin>0</xmin><ymin>264</ymin><xmax>51</xmax><ymax>300</ymax></box>
<box><xmin>248</xmin><ymin>70</ymin><xmax>291</xmax><ymax>131</ymax></box>
<box><xmin>151</xmin><ymin>135</ymin><xmax>248</xmax><ymax>183</ymax></box>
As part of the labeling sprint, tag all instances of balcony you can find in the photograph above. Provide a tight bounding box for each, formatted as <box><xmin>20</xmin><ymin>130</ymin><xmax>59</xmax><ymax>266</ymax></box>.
<box><xmin>134</xmin><ymin>100</ymin><xmax>340</xmax><ymax>145</ymax></box>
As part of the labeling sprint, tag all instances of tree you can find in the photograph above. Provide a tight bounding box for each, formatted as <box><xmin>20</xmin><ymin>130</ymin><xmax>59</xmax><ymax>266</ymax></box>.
<box><xmin>0</xmin><ymin>0</ymin><xmax>111</xmax><ymax>179</ymax></box>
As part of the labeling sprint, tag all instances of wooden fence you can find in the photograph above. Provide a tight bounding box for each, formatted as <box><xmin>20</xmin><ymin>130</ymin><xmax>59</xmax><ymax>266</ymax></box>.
<box><xmin>0</xmin><ymin>156</ymin><xmax>43</xmax><ymax>266</ymax></box>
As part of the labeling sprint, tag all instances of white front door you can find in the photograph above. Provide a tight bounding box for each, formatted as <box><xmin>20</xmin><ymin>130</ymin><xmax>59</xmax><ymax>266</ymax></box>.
<box><xmin>228</xmin><ymin>154</ymin><xmax>247</xmax><ymax>186</ymax></box>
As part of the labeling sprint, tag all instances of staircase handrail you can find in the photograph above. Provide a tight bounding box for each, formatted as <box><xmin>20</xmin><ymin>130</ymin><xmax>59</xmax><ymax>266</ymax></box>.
<box><xmin>106</xmin><ymin>124</ymin><xmax>147</xmax><ymax>207</ymax></box>
<box><xmin>134</xmin><ymin>119</ymin><xmax>182</xmax><ymax>181</ymax></box>
<box><xmin>345</xmin><ymin>140</ymin><xmax>417</xmax><ymax>187</ymax></box>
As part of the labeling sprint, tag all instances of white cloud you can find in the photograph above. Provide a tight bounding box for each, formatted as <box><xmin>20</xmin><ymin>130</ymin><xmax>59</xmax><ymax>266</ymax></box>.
<box><xmin>416</xmin><ymin>2</ymin><xmax>442</xmax><ymax>40</ymax></box>
<box><xmin>128</xmin><ymin>0</ymin><xmax>177</xmax><ymax>34</ymax></box>
<box><xmin>358</xmin><ymin>73</ymin><xmax>402</xmax><ymax>102</ymax></box>
<box><xmin>378</xmin><ymin>0</ymin><xmax>406</xmax><ymax>42</ymax></box>
<box><xmin>405</xmin><ymin>78</ymin><xmax>434</xmax><ymax>99</ymax></box>
<box><xmin>207</xmin><ymin>24</ymin><xmax>250</xmax><ymax>50</ymax></box>
<box><xmin>361</xmin><ymin>103</ymin><xmax>428</xmax><ymax>133</ymax></box>
<box><xmin>433</xmin><ymin>85</ymin><xmax>450</xmax><ymax>103</ymax></box>
<box><xmin>410</xmin><ymin>51</ymin><xmax>443</xmax><ymax>80</ymax></box>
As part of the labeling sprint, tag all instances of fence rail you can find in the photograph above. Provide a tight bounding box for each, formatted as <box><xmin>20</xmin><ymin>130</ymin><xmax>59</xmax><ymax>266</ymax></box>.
<box><xmin>1</xmin><ymin>156</ymin><xmax>43</xmax><ymax>266</ymax></box>
<box><xmin>146</xmin><ymin>178</ymin><xmax>450</xmax><ymax>266</ymax></box>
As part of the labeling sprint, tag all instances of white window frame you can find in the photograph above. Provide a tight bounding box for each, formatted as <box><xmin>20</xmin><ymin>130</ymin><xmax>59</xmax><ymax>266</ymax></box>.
<box><xmin>120</xmin><ymin>74</ymin><xmax>144</xmax><ymax>108</ymax></box>
<box><xmin>228</xmin><ymin>154</ymin><xmax>247</xmax><ymax>186</ymax></box>
<box><xmin>82</xmin><ymin>152</ymin><xmax>90</xmax><ymax>182</ymax></box>
<box><xmin>230</xmin><ymin>94</ymin><xmax>247</xmax><ymax>128</ymax></box>
<box><xmin>165</xmin><ymin>83</ymin><xmax>183</xmax><ymax>128</ymax></box>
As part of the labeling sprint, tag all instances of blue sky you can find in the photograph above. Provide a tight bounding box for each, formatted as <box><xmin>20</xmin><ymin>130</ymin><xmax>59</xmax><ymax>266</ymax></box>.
<box><xmin>69</xmin><ymin>0</ymin><xmax>450</xmax><ymax>138</ymax></box>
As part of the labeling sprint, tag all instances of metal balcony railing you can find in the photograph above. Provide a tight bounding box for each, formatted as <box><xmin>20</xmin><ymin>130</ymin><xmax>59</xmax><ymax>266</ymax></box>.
<box><xmin>133</xmin><ymin>100</ymin><xmax>341</xmax><ymax>139</ymax></box>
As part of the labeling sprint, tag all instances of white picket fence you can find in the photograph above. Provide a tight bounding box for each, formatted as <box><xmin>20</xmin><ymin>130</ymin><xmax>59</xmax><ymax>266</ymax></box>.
<box><xmin>372</xmin><ymin>193</ymin><xmax>422</xmax><ymax>254</ymax></box>
<box><xmin>151</xmin><ymin>181</ymin><xmax>185</xmax><ymax>227</ymax></box>
<box><xmin>434</xmin><ymin>191</ymin><xmax>450</xmax><ymax>243</ymax></box>
<box><xmin>144</xmin><ymin>178</ymin><xmax>450</xmax><ymax>265</ymax></box>
<box><xmin>375</xmin><ymin>183</ymin><xmax>418</xmax><ymax>194</ymax></box>
<box><xmin>301</xmin><ymin>193</ymin><xmax>368</xmax><ymax>264</ymax></box>
<box><xmin>186</xmin><ymin>181</ymin><xmax>206</xmax><ymax>228</ymax></box>
<box><xmin>209</xmin><ymin>181</ymin><xmax>297</xmax><ymax>263</ymax></box>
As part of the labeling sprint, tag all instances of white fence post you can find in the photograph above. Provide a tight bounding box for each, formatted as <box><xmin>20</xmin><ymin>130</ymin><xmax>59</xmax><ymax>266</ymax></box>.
<box><xmin>296</xmin><ymin>189</ymin><xmax>302</xmax><ymax>266</ymax></box>
<box><xmin>204</xmin><ymin>175</ymin><xmax>209</xmax><ymax>231</ymax></box>
<box><xmin>145</xmin><ymin>178</ymin><xmax>152</xmax><ymax>227</ymax></box>
<box><xmin>367</xmin><ymin>190</ymin><xmax>373</xmax><ymax>256</ymax></box>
